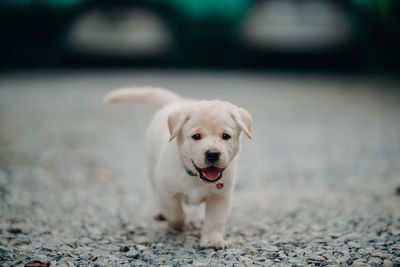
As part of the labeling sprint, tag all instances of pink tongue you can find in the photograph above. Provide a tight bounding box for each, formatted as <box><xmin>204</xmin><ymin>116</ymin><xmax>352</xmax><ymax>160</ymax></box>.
<box><xmin>202</xmin><ymin>167</ymin><xmax>221</xmax><ymax>180</ymax></box>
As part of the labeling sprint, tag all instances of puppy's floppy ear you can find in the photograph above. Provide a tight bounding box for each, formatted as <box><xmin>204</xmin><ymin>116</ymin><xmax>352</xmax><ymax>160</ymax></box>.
<box><xmin>168</xmin><ymin>109</ymin><xmax>191</xmax><ymax>142</ymax></box>
<box><xmin>232</xmin><ymin>108</ymin><xmax>252</xmax><ymax>139</ymax></box>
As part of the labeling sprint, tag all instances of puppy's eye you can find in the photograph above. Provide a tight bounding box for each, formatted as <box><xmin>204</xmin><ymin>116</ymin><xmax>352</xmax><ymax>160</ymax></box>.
<box><xmin>192</xmin><ymin>134</ymin><xmax>201</xmax><ymax>140</ymax></box>
<box><xmin>222</xmin><ymin>133</ymin><xmax>231</xmax><ymax>140</ymax></box>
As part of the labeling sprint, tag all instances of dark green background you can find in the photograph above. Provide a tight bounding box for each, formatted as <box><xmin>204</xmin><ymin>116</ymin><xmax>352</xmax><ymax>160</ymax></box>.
<box><xmin>1</xmin><ymin>0</ymin><xmax>399</xmax><ymax>71</ymax></box>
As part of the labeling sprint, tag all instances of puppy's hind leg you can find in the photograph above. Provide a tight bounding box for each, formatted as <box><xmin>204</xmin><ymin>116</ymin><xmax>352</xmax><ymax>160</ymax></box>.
<box><xmin>147</xmin><ymin>156</ymin><xmax>167</xmax><ymax>221</ymax></box>
<box><xmin>158</xmin><ymin>193</ymin><xmax>186</xmax><ymax>231</ymax></box>
<box><xmin>148</xmin><ymin>169</ymin><xmax>168</xmax><ymax>221</ymax></box>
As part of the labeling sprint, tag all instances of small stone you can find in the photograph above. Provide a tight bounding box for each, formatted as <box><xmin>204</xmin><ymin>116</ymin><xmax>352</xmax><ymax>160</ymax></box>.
<box><xmin>57</xmin><ymin>257</ymin><xmax>75</xmax><ymax>266</ymax></box>
<box><xmin>358</xmin><ymin>249</ymin><xmax>372</xmax><ymax>256</ymax></box>
<box><xmin>337</xmin><ymin>256</ymin><xmax>351</xmax><ymax>264</ymax></box>
<box><xmin>244</xmin><ymin>247</ymin><xmax>258</xmax><ymax>255</ymax></box>
<box><xmin>263</xmin><ymin>259</ymin><xmax>274</xmax><ymax>265</ymax></box>
<box><xmin>80</xmin><ymin>253</ymin><xmax>92</xmax><ymax>261</ymax></box>
<box><xmin>119</xmin><ymin>246</ymin><xmax>129</xmax><ymax>252</ymax></box>
<box><xmin>79</xmin><ymin>237</ymin><xmax>92</xmax><ymax>244</ymax></box>
<box><xmin>226</xmin><ymin>249</ymin><xmax>241</xmax><ymax>255</ymax></box>
<box><xmin>372</xmin><ymin>251</ymin><xmax>390</xmax><ymax>259</ymax></box>
<box><xmin>7</xmin><ymin>228</ymin><xmax>22</xmax><ymax>234</ymax></box>
<box><xmin>369</xmin><ymin>257</ymin><xmax>381</xmax><ymax>264</ymax></box>
<box><xmin>104</xmin><ymin>244</ymin><xmax>120</xmax><ymax>251</ymax></box>
<box><xmin>288</xmin><ymin>258</ymin><xmax>303</xmax><ymax>265</ymax></box>
<box><xmin>263</xmin><ymin>251</ymin><xmax>279</xmax><ymax>259</ymax></box>
<box><xmin>382</xmin><ymin>259</ymin><xmax>393</xmax><ymax>267</ymax></box>
<box><xmin>238</xmin><ymin>256</ymin><xmax>253</xmax><ymax>265</ymax></box>
<box><xmin>126</xmin><ymin>250</ymin><xmax>139</xmax><ymax>259</ymax></box>
<box><xmin>333</xmin><ymin>251</ymin><xmax>344</xmax><ymax>258</ymax></box>
<box><xmin>390</xmin><ymin>230</ymin><xmax>400</xmax><ymax>236</ymax></box>
<box><xmin>329</xmin><ymin>233</ymin><xmax>341</xmax><ymax>239</ymax></box>
<box><xmin>266</xmin><ymin>246</ymin><xmax>279</xmax><ymax>252</ymax></box>
<box><xmin>108</xmin><ymin>255</ymin><xmax>118</xmax><ymax>261</ymax></box>
<box><xmin>308</xmin><ymin>254</ymin><xmax>326</xmax><ymax>261</ymax></box>
<box><xmin>192</xmin><ymin>261</ymin><xmax>207</xmax><ymax>266</ymax></box>
<box><xmin>134</xmin><ymin>236</ymin><xmax>148</xmax><ymax>243</ymax></box>
<box><xmin>348</xmin><ymin>242</ymin><xmax>361</xmax><ymax>249</ymax></box>
<box><xmin>136</xmin><ymin>245</ymin><xmax>147</xmax><ymax>251</ymax></box>
<box><xmin>58</xmin><ymin>245</ymin><xmax>74</xmax><ymax>252</ymax></box>
<box><xmin>24</xmin><ymin>260</ymin><xmax>50</xmax><ymax>267</ymax></box>
<box><xmin>350</xmin><ymin>252</ymin><xmax>361</xmax><ymax>260</ymax></box>
<box><xmin>89</xmin><ymin>232</ymin><xmax>102</xmax><ymax>241</ymax></box>
<box><xmin>351</xmin><ymin>258</ymin><xmax>368</xmax><ymax>266</ymax></box>
<box><xmin>76</xmin><ymin>246</ymin><xmax>93</xmax><ymax>254</ymax></box>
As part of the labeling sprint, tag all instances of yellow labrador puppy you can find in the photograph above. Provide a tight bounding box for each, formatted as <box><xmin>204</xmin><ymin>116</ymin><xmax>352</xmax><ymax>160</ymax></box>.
<box><xmin>105</xmin><ymin>87</ymin><xmax>252</xmax><ymax>249</ymax></box>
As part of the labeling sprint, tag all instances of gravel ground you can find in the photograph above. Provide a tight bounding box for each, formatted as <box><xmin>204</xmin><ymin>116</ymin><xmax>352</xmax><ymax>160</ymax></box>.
<box><xmin>0</xmin><ymin>71</ymin><xmax>399</xmax><ymax>267</ymax></box>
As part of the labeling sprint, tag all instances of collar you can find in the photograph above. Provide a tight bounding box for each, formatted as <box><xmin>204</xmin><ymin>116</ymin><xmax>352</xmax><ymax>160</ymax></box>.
<box><xmin>183</xmin><ymin>163</ymin><xmax>197</xmax><ymax>176</ymax></box>
<box><xmin>180</xmin><ymin>154</ymin><xmax>197</xmax><ymax>176</ymax></box>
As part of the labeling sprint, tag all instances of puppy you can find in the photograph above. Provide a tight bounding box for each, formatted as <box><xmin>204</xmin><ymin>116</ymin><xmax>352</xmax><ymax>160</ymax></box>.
<box><xmin>105</xmin><ymin>87</ymin><xmax>252</xmax><ymax>249</ymax></box>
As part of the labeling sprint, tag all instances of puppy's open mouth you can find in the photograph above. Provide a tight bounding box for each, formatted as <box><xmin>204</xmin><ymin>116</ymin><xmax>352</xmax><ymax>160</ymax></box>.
<box><xmin>193</xmin><ymin>163</ymin><xmax>224</xmax><ymax>183</ymax></box>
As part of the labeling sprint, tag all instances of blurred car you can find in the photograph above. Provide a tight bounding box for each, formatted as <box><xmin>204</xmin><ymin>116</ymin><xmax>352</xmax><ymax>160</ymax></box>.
<box><xmin>0</xmin><ymin>0</ymin><xmax>399</xmax><ymax>69</ymax></box>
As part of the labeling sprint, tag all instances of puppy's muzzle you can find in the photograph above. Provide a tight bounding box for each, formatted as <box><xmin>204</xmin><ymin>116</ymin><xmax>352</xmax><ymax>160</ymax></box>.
<box><xmin>205</xmin><ymin>150</ymin><xmax>220</xmax><ymax>163</ymax></box>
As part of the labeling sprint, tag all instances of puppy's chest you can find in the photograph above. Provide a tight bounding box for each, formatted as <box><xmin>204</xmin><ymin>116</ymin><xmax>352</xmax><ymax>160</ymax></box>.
<box><xmin>182</xmin><ymin>188</ymin><xmax>209</xmax><ymax>206</ymax></box>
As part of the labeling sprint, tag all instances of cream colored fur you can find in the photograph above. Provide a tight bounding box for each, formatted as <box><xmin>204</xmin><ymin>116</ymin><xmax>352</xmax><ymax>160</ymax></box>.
<box><xmin>104</xmin><ymin>87</ymin><xmax>252</xmax><ymax>249</ymax></box>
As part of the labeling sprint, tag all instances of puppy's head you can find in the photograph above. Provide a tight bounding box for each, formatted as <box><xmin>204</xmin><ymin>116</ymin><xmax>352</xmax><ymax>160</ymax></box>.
<box><xmin>168</xmin><ymin>100</ymin><xmax>252</xmax><ymax>183</ymax></box>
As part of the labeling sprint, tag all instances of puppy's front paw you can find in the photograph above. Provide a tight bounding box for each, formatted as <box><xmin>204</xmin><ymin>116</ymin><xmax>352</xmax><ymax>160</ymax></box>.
<box><xmin>200</xmin><ymin>236</ymin><xmax>228</xmax><ymax>250</ymax></box>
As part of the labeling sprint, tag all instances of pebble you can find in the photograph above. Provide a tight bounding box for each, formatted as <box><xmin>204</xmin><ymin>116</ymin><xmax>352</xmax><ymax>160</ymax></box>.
<box><xmin>125</xmin><ymin>250</ymin><xmax>139</xmax><ymax>259</ymax></box>
<box><xmin>244</xmin><ymin>247</ymin><xmax>258</xmax><ymax>255</ymax></box>
<box><xmin>89</xmin><ymin>232</ymin><xmax>102</xmax><ymax>241</ymax></box>
<box><xmin>348</xmin><ymin>242</ymin><xmax>362</xmax><ymax>249</ymax></box>
<box><xmin>136</xmin><ymin>245</ymin><xmax>147</xmax><ymax>251</ymax></box>
<box><xmin>351</xmin><ymin>258</ymin><xmax>368</xmax><ymax>266</ymax></box>
<box><xmin>369</xmin><ymin>262</ymin><xmax>380</xmax><ymax>267</ymax></box>
<box><xmin>237</xmin><ymin>256</ymin><xmax>253</xmax><ymax>265</ymax></box>
<box><xmin>119</xmin><ymin>246</ymin><xmax>129</xmax><ymax>252</ymax></box>
<box><xmin>192</xmin><ymin>260</ymin><xmax>207</xmax><ymax>266</ymax></box>
<box><xmin>368</xmin><ymin>257</ymin><xmax>381</xmax><ymax>265</ymax></box>
<box><xmin>308</xmin><ymin>254</ymin><xmax>326</xmax><ymax>261</ymax></box>
<box><xmin>337</xmin><ymin>256</ymin><xmax>351</xmax><ymax>264</ymax></box>
<box><xmin>108</xmin><ymin>255</ymin><xmax>118</xmax><ymax>261</ymax></box>
<box><xmin>265</xmin><ymin>246</ymin><xmax>279</xmax><ymax>252</ymax></box>
<box><xmin>372</xmin><ymin>251</ymin><xmax>391</xmax><ymax>259</ymax></box>
<box><xmin>382</xmin><ymin>259</ymin><xmax>393</xmax><ymax>267</ymax></box>
<box><xmin>80</xmin><ymin>252</ymin><xmax>92</xmax><ymax>261</ymax></box>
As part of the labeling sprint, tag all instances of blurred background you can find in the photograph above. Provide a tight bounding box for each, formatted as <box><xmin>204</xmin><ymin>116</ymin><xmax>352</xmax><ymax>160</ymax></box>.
<box><xmin>1</xmin><ymin>0</ymin><xmax>399</xmax><ymax>71</ymax></box>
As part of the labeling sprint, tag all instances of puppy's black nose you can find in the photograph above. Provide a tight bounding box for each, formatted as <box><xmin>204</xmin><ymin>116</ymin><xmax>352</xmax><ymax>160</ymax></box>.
<box><xmin>205</xmin><ymin>150</ymin><xmax>220</xmax><ymax>163</ymax></box>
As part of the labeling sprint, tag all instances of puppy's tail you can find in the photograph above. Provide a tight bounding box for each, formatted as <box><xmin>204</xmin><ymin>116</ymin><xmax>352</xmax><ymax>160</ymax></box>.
<box><xmin>104</xmin><ymin>87</ymin><xmax>181</xmax><ymax>108</ymax></box>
